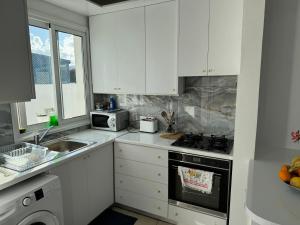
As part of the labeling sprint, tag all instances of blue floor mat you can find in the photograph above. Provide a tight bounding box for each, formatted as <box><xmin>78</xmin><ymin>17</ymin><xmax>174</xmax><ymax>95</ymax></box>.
<box><xmin>88</xmin><ymin>208</ymin><xmax>138</xmax><ymax>225</ymax></box>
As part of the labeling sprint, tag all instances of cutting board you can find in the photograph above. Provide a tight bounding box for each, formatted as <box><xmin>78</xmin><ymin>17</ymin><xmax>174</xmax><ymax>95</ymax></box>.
<box><xmin>160</xmin><ymin>132</ymin><xmax>184</xmax><ymax>140</ymax></box>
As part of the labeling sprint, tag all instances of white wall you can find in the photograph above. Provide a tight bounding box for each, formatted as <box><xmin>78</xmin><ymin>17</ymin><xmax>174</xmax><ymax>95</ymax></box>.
<box><xmin>256</xmin><ymin>0</ymin><xmax>300</xmax><ymax>152</ymax></box>
<box><xmin>230</xmin><ymin>0</ymin><xmax>266</xmax><ymax>224</ymax></box>
<box><xmin>27</xmin><ymin>0</ymin><xmax>88</xmax><ymax>28</ymax></box>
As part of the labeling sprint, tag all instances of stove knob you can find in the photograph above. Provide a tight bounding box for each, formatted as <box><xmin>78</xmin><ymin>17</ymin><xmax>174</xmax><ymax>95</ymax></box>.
<box><xmin>22</xmin><ymin>197</ymin><xmax>32</xmax><ymax>206</ymax></box>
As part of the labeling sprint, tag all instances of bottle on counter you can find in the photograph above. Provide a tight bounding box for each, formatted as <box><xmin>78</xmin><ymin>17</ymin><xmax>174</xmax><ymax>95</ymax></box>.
<box><xmin>109</xmin><ymin>96</ymin><xmax>116</xmax><ymax>111</ymax></box>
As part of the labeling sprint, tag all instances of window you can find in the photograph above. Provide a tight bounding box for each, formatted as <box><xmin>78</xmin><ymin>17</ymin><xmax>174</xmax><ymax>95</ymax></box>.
<box><xmin>25</xmin><ymin>25</ymin><xmax>56</xmax><ymax>125</ymax></box>
<box><xmin>16</xmin><ymin>20</ymin><xmax>90</xmax><ymax>132</ymax></box>
<box><xmin>57</xmin><ymin>32</ymin><xmax>87</xmax><ymax>119</ymax></box>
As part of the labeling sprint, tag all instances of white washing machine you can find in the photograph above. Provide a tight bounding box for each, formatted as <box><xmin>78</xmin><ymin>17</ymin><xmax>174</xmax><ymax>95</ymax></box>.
<box><xmin>0</xmin><ymin>174</ymin><xmax>64</xmax><ymax>225</ymax></box>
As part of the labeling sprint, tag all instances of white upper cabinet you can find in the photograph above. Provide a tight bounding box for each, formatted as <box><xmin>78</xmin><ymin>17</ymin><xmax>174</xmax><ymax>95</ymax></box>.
<box><xmin>90</xmin><ymin>7</ymin><xmax>145</xmax><ymax>94</ymax></box>
<box><xmin>145</xmin><ymin>1</ymin><xmax>178</xmax><ymax>95</ymax></box>
<box><xmin>115</xmin><ymin>8</ymin><xmax>146</xmax><ymax>94</ymax></box>
<box><xmin>90</xmin><ymin>1</ymin><xmax>180</xmax><ymax>95</ymax></box>
<box><xmin>178</xmin><ymin>0</ymin><xmax>209</xmax><ymax>77</ymax></box>
<box><xmin>90</xmin><ymin>13</ymin><xmax>118</xmax><ymax>94</ymax></box>
<box><xmin>0</xmin><ymin>0</ymin><xmax>35</xmax><ymax>103</ymax></box>
<box><xmin>178</xmin><ymin>0</ymin><xmax>243</xmax><ymax>77</ymax></box>
<box><xmin>208</xmin><ymin>0</ymin><xmax>243</xmax><ymax>76</ymax></box>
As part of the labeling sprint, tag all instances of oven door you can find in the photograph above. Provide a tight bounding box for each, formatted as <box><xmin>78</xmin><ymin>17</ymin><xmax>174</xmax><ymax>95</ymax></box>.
<box><xmin>91</xmin><ymin>114</ymin><xmax>110</xmax><ymax>129</ymax></box>
<box><xmin>169</xmin><ymin>155</ymin><xmax>230</xmax><ymax>219</ymax></box>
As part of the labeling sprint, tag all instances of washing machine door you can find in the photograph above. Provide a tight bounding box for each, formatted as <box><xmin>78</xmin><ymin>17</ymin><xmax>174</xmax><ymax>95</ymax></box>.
<box><xmin>18</xmin><ymin>211</ymin><xmax>60</xmax><ymax>225</ymax></box>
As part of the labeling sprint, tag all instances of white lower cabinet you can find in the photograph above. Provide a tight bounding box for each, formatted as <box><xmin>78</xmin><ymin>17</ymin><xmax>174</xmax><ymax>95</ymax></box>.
<box><xmin>116</xmin><ymin>188</ymin><xmax>168</xmax><ymax>218</ymax></box>
<box><xmin>115</xmin><ymin>173</ymin><xmax>168</xmax><ymax>200</ymax></box>
<box><xmin>49</xmin><ymin>144</ymin><xmax>114</xmax><ymax>225</ymax></box>
<box><xmin>114</xmin><ymin>142</ymin><xmax>168</xmax><ymax>218</ymax></box>
<box><xmin>168</xmin><ymin>205</ymin><xmax>227</xmax><ymax>225</ymax></box>
<box><xmin>115</xmin><ymin>143</ymin><xmax>168</xmax><ymax>168</ymax></box>
<box><xmin>115</xmin><ymin>158</ymin><xmax>168</xmax><ymax>184</ymax></box>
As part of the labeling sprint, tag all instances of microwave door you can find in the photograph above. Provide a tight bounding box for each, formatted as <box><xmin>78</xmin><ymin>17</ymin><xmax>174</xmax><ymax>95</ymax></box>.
<box><xmin>92</xmin><ymin>115</ymin><xmax>109</xmax><ymax>128</ymax></box>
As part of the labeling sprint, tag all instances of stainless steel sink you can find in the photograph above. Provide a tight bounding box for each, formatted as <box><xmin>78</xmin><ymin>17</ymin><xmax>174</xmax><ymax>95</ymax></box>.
<box><xmin>42</xmin><ymin>138</ymin><xmax>95</xmax><ymax>153</ymax></box>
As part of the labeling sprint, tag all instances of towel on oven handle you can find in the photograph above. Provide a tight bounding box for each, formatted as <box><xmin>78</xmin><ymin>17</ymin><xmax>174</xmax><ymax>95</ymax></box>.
<box><xmin>178</xmin><ymin>166</ymin><xmax>214</xmax><ymax>194</ymax></box>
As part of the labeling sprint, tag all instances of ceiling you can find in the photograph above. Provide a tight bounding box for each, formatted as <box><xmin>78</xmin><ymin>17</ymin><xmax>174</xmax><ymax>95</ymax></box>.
<box><xmin>42</xmin><ymin>0</ymin><xmax>149</xmax><ymax>16</ymax></box>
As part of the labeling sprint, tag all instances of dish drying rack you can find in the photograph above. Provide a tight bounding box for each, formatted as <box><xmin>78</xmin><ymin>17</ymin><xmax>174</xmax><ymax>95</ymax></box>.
<box><xmin>0</xmin><ymin>143</ymin><xmax>49</xmax><ymax>172</ymax></box>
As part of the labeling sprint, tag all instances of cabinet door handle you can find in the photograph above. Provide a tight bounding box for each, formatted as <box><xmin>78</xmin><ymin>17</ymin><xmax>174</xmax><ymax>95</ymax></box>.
<box><xmin>119</xmin><ymin>149</ymin><xmax>122</xmax><ymax>152</ymax></box>
<box><xmin>175</xmin><ymin>212</ymin><xmax>178</xmax><ymax>216</ymax></box>
<box><xmin>157</xmin><ymin>190</ymin><xmax>161</xmax><ymax>193</ymax></box>
<box><xmin>120</xmin><ymin>180</ymin><xmax>123</xmax><ymax>184</ymax></box>
<box><xmin>202</xmin><ymin>69</ymin><xmax>206</xmax><ymax>73</ymax></box>
<box><xmin>157</xmin><ymin>206</ymin><xmax>161</xmax><ymax>210</ymax></box>
<box><xmin>157</xmin><ymin>173</ymin><xmax>161</xmax><ymax>177</ymax></box>
<box><xmin>157</xmin><ymin>155</ymin><xmax>161</xmax><ymax>159</ymax></box>
<box><xmin>119</xmin><ymin>165</ymin><xmax>123</xmax><ymax>168</ymax></box>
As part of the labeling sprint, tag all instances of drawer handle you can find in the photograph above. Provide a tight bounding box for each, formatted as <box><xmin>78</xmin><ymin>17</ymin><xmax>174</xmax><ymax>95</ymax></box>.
<box><xmin>157</xmin><ymin>155</ymin><xmax>161</xmax><ymax>159</ymax></box>
<box><xmin>157</xmin><ymin>173</ymin><xmax>161</xmax><ymax>177</ymax></box>
<box><xmin>157</xmin><ymin>190</ymin><xmax>161</xmax><ymax>193</ymax></box>
<box><xmin>119</xmin><ymin>149</ymin><xmax>122</xmax><ymax>152</ymax></box>
<box><xmin>157</xmin><ymin>206</ymin><xmax>161</xmax><ymax>210</ymax></box>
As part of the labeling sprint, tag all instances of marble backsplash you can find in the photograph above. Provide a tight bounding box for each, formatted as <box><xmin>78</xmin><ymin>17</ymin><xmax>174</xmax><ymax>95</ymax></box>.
<box><xmin>94</xmin><ymin>76</ymin><xmax>237</xmax><ymax>138</ymax></box>
<box><xmin>0</xmin><ymin>104</ymin><xmax>14</xmax><ymax>146</ymax></box>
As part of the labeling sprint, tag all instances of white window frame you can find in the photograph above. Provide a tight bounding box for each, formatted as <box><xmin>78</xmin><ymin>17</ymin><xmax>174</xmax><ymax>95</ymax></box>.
<box><xmin>11</xmin><ymin>17</ymin><xmax>93</xmax><ymax>142</ymax></box>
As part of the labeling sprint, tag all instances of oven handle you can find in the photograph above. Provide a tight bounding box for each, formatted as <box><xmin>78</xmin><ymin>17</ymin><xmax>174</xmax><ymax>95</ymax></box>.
<box><xmin>169</xmin><ymin>159</ymin><xmax>230</xmax><ymax>171</ymax></box>
<box><xmin>169</xmin><ymin>159</ymin><xmax>230</xmax><ymax>172</ymax></box>
<box><xmin>170</xmin><ymin>165</ymin><xmax>222</xmax><ymax>177</ymax></box>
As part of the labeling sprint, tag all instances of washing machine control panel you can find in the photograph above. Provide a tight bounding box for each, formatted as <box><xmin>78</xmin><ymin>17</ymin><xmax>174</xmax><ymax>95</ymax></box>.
<box><xmin>21</xmin><ymin>188</ymin><xmax>44</xmax><ymax>207</ymax></box>
<box><xmin>22</xmin><ymin>197</ymin><xmax>32</xmax><ymax>206</ymax></box>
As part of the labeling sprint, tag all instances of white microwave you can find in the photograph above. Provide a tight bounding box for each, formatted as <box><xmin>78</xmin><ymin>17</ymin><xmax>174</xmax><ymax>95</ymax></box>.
<box><xmin>90</xmin><ymin>110</ymin><xmax>129</xmax><ymax>131</ymax></box>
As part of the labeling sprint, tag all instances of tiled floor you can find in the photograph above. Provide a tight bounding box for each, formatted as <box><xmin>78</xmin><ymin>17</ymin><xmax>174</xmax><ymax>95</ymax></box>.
<box><xmin>113</xmin><ymin>207</ymin><xmax>173</xmax><ymax>225</ymax></box>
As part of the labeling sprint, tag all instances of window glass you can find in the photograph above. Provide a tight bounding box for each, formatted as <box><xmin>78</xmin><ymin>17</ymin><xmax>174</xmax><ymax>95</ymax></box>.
<box><xmin>57</xmin><ymin>32</ymin><xmax>87</xmax><ymax>119</ymax></box>
<box><xmin>25</xmin><ymin>26</ymin><xmax>56</xmax><ymax>125</ymax></box>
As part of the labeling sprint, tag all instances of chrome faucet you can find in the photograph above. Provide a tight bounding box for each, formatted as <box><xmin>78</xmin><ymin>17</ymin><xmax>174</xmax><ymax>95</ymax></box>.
<box><xmin>34</xmin><ymin>126</ymin><xmax>54</xmax><ymax>145</ymax></box>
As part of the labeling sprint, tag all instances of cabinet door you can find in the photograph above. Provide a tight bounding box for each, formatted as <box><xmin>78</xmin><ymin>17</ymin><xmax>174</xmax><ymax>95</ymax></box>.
<box><xmin>116</xmin><ymin>188</ymin><xmax>168</xmax><ymax>218</ymax></box>
<box><xmin>178</xmin><ymin>0</ymin><xmax>209</xmax><ymax>77</ymax></box>
<box><xmin>115</xmin><ymin>8</ymin><xmax>146</xmax><ymax>94</ymax></box>
<box><xmin>90</xmin><ymin>14</ymin><xmax>118</xmax><ymax>93</ymax></box>
<box><xmin>0</xmin><ymin>0</ymin><xmax>35</xmax><ymax>103</ymax></box>
<box><xmin>49</xmin><ymin>156</ymin><xmax>89</xmax><ymax>225</ymax></box>
<box><xmin>168</xmin><ymin>205</ymin><xmax>227</xmax><ymax>225</ymax></box>
<box><xmin>145</xmin><ymin>1</ymin><xmax>178</xmax><ymax>95</ymax></box>
<box><xmin>115</xmin><ymin>158</ymin><xmax>168</xmax><ymax>184</ymax></box>
<box><xmin>208</xmin><ymin>0</ymin><xmax>243</xmax><ymax>76</ymax></box>
<box><xmin>87</xmin><ymin>144</ymin><xmax>114</xmax><ymax>222</ymax></box>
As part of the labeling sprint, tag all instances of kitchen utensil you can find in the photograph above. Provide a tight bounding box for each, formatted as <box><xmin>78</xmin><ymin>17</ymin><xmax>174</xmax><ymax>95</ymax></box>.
<box><xmin>161</xmin><ymin>111</ymin><xmax>169</xmax><ymax>123</ymax></box>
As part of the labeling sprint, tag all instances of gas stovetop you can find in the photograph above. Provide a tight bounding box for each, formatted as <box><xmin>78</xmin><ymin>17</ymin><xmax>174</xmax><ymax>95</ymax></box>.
<box><xmin>171</xmin><ymin>133</ymin><xmax>234</xmax><ymax>154</ymax></box>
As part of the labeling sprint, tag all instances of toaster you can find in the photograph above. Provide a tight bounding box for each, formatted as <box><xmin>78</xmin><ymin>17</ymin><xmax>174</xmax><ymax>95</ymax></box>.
<box><xmin>139</xmin><ymin>116</ymin><xmax>158</xmax><ymax>133</ymax></box>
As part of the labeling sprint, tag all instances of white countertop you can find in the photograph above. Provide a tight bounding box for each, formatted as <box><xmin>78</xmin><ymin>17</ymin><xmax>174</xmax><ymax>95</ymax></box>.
<box><xmin>115</xmin><ymin>132</ymin><xmax>234</xmax><ymax>160</ymax></box>
<box><xmin>0</xmin><ymin>129</ymin><xmax>127</xmax><ymax>191</ymax></box>
<box><xmin>246</xmin><ymin>149</ymin><xmax>300</xmax><ymax>225</ymax></box>
<box><xmin>0</xmin><ymin>129</ymin><xmax>233</xmax><ymax>191</ymax></box>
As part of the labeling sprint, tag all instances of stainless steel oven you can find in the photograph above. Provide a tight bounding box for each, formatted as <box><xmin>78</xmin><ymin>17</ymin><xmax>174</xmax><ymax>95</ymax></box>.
<box><xmin>168</xmin><ymin>151</ymin><xmax>232</xmax><ymax>220</ymax></box>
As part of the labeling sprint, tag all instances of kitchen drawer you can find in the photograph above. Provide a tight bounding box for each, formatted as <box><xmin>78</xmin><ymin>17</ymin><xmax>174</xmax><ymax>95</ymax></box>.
<box><xmin>168</xmin><ymin>205</ymin><xmax>226</xmax><ymax>225</ymax></box>
<box><xmin>115</xmin><ymin>173</ymin><xmax>168</xmax><ymax>201</ymax></box>
<box><xmin>115</xmin><ymin>158</ymin><xmax>168</xmax><ymax>184</ymax></box>
<box><xmin>116</xmin><ymin>188</ymin><xmax>168</xmax><ymax>218</ymax></box>
<box><xmin>114</xmin><ymin>143</ymin><xmax>168</xmax><ymax>167</ymax></box>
